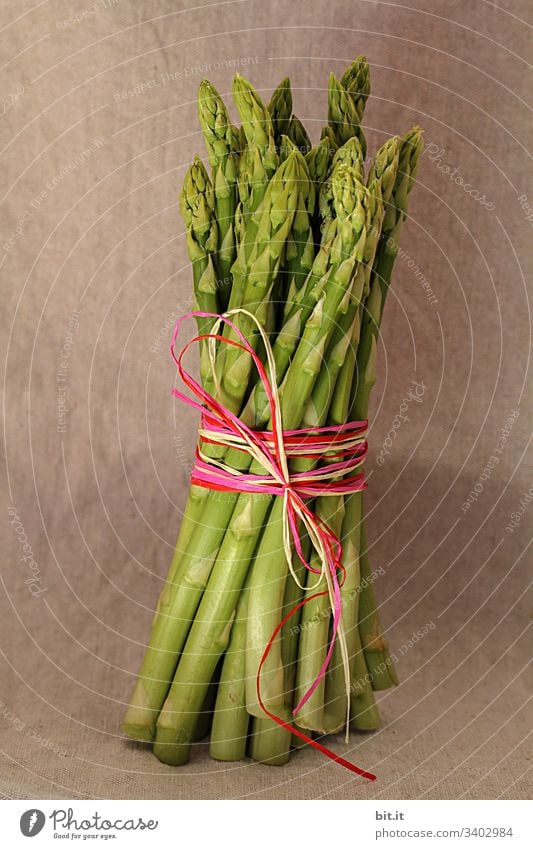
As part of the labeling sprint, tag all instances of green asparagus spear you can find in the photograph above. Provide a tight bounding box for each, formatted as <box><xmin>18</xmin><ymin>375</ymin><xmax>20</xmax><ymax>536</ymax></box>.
<box><xmin>321</xmin><ymin>56</ymin><xmax>370</xmax><ymax>156</ymax></box>
<box><xmin>279</xmin><ymin>145</ymin><xmax>315</xmax><ymax>313</ymax></box>
<box><xmin>325</xmin><ymin>138</ymin><xmax>402</xmax><ymax>726</ymax></box>
<box><xmin>198</xmin><ymin>80</ymin><xmax>239</xmax><ymax>310</ymax></box>
<box><xmin>221</xmin><ymin>151</ymin><xmax>304</xmax><ymax>409</ymax></box>
<box><xmin>209</xmin><ymin>577</ymin><xmax>251</xmax><ymax>761</ymax></box>
<box><xmin>306</xmin><ymin>138</ymin><xmax>331</xmax><ymax>187</ymax></box>
<box><xmin>319</xmin><ymin>136</ymin><xmax>365</xmax><ymax>228</ymax></box>
<box><xmin>306</xmin><ymin>137</ymin><xmax>332</xmax><ymax>230</ymax></box>
<box><xmin>294</xmin><ymin>137</ymin><xmax>403</xmax><ymax>731</ymax></box>
<box><xmin>340</xmin><ymin>56</ymin><xmax>371</xmax><ymax>114</ymax></box>
<box><xmin>287</xmin><ymin>114</ymin><xmax>312</xmax><ymax>154</ymax></box>
<box><xmin>327</xmin><ymin>72</ymin><xmax>368</xmax><ymax>156</ymax></box>
<box><xmin>178</xmin><ymin>157</ymin><xmax>219</xmax><ymax>381</ymax></box>
<box><xmin>350</xmin><ymin>127</ymin><xmax>424</xmax><ymax>689</ymax></box>
<box><xmin>293</xmin><ymin>174</ymin><xmax>383</xmax><ymax>734</ymax></box>
<box><xmin>268</xmin><ymin>77</ymin><xmax>293</xmax><ymax>142</ymax></box>
<box><xmin>233</xmin><ymin>74</ymin><xmax>279</xmax><ymax>218</ymax></box>
<box><xmin>353</xmin><ymin>128</ymin><xmax>423</xmax><ymax>424</ymax></box>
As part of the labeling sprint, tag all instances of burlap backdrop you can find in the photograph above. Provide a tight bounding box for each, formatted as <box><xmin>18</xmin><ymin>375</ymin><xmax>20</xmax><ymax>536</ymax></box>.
<box><xmin>1</xmin><ymin>0</ymin><xmax>531</xmax><ymax>800</ymax></box>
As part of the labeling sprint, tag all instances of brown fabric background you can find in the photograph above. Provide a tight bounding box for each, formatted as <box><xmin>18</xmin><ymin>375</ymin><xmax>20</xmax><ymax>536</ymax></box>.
<box><xmin>1</xmin><ymin>0</ymin><xmax>531</xmax><ymax>800</ymax></box>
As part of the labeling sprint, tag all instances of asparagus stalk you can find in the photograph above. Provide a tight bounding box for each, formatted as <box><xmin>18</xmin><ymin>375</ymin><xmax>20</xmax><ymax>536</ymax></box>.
<box><xmin>323</xmin><ymin>138</ymin><xmax>402</xmax><ymax>727</ymax></box>
<box><xmin>280</xmin><ymin>147</ymin><xmax>315</xmax><ymax>315</ymax></box>
<box><xmin>280</xmin><ymin>542</ymin><xmax>316</xmax><ymax>753</ymax></box>
<box><xmin>274</xmin><ymin>134</ymin><xmax>366</xmax><ymax>342</ymax></box>
<box><xmin>292</xmin><ymin>175</ymin><xmax>385</xmax><ymax>734</ymax></box>
<box><xmin>336</xmin><ymin>495</ymin><xmax>382</xmax><ymax>732</ymax></box>
<box><xmin>306</xmin><ymin>137</ymin><xmax>332</xmax><ymax>234</ymax></box>
<box><xmin>198</xmin><ymin>80</ymin><xmax>239</xmax><ymax>310</ymax></box>
<box><xmin>287</xmin><ymin>114</ymin><xmax>312</xmax><ymax>154</ymax></box>
<box><xmin>280</xmin><ymin>531</ymin><xmax>312</xmax><ymax>699</ymax></box>
<box><xmin>234</xmin><ymin>74</ymin><xmax>278</xmax><ymax>219</ymax></box>
<box><xmin>249</xmin><ymin>716</ymin><xmax>291</xmax><ymax>765</ymax></box>
<box><xmin>178</xmin><ymin>157</ymin><xmax>219</xmax><ymax>382</ymax></box>
<box><xmin>153</xmin><ymin>206</ymin><xmax>364</xmax><ymax>764</ymax></box>
<box><xmin>209</xmin><ymin>578</ymin><xmax>251</xmax><ymax>761</ymax></box>
<box><xmin>350</xmin><ymin>127</ymin><xmax>424</xmax><ymax>689</ymax></box>
<box><xmin>327</xmin><ymin>69</ymin><xmax>368</xmax><ymax>156</ymax></box>
<box><xmin>294</xmin><ymin>496</ymin><xmax>346</xmax><ymax>732</ymax></box>
<box><xmin>293</xmin><ymin>137</ymin><xmax>401</xmax><ymax>731</ymax></box>
<box><xmin>257</xmin><ymin>535</ymin><xmax>317</xmax><ymax>760</ymax></box>
<box><xmin>318</xmin><ymin>136</ymin><xmax>404</xmax><ymax>727</ymax></box>
<box><xmin>234</xmin><ymin>73</ymin><xmax>278</xmax><ymax>161</ymax></box>
<box><xmin>319</xmin><ymin>137</ymin><xmax>365</xmax><ymax>228</ymax></box>
<box><xmin>268</xmin><ymin>77</ymin><xmax>293</xmax><ymax>142</ymax></box>
<box><xmin>320</xmin><ymin>125</ymin><xmax>339</xmax><ymax>152</ymax></box>
<box><xmin>320</xmin><ymin>56</ymin><xmax>370</xmax><ymax>156</ymax></box>
<box><xmin>340</xmin><ymin>55</ymin><xmax>371</xmax><ymax>116</ymax></box>
<box><xmin>192</xmin><ymin>664</ymin><xmax>221</xmax><ymax>741</ymax></box>
<box><xmin>221</xmin><ymin>151</ymin><xmax>303</xmax><ymax>409</ymax></box>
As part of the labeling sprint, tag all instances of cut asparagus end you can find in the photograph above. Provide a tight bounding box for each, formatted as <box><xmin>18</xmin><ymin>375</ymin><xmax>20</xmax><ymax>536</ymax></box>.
<box><xmin>249</xmin><ymin>716</ymin><xmax>291</xmax><ymax>765</ymax></box>
<box><xmin>153</xmin><ymin>727</ymin><xmax>192</xmax><ymax>766</ymax></box>
<box><xmin>364</xmin><ymin>646</ymin><xmax>400</xmax><ymax>690</ymax></box>
<box><xmin>350</xmin><ymin>696</ymin><xmax>381</xmax><ymax>731</ymax></box>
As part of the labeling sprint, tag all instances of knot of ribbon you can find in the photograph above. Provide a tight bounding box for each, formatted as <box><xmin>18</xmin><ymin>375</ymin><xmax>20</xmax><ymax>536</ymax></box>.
<box><xmin>170</xmin><ymin>309</ymin><xmax>376</xmax><ymax>781</ymax></box>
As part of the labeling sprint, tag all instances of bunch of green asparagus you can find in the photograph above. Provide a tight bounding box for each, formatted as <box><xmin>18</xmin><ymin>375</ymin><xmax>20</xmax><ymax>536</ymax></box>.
<box><xmin>123</xmin><ymin>56</ymin><xmax>423</xmax><ymax>767</ymax></box>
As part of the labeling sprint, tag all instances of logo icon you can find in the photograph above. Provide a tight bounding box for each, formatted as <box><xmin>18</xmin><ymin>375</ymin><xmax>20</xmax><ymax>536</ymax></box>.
<box><xmin>20</xmin><ymin>810</ymin><xmax>46</xmax><ymax>837</ymax></box>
